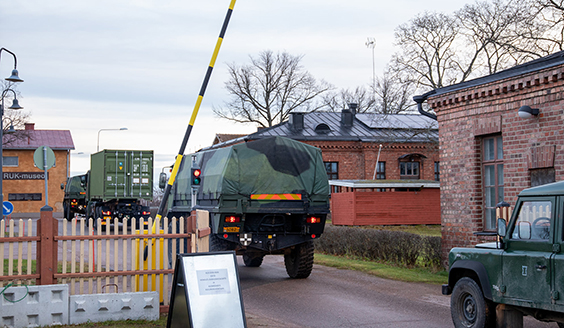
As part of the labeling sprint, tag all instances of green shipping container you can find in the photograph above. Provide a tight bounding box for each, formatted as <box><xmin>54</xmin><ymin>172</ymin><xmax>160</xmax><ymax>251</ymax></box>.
<box><xmin>89</xmin><ymin>150</ymin><xmax>153</xmax><ymax>202</ymax></box>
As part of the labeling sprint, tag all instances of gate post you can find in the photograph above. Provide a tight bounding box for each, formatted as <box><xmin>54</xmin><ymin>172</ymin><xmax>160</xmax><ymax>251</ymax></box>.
<box><xmin>37</xmin><ymin>205</ymin><xmax>57</xmax><ymax>285</ymax></box>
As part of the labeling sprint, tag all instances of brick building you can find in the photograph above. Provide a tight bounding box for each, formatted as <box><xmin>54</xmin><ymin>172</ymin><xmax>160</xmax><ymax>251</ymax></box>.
<box><xmin>3</xmin><ymin>123</ymin><xmax>74</xmax><ymax>216</ymax></box>
<box><xmin>414</xmin><ymin>51</ymin><xmax>564</xmax><ymax>261</ymax></box>
<box><xmin>210</xmin><ymin>105</ymin><xmax>440</xmax><ymax>225</ymax></box>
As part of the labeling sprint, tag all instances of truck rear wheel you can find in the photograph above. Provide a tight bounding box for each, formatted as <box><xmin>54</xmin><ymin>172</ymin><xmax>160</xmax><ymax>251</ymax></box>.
<box><xmin>451</xmin><ymin>277</ymin><xmax>495</xmax><ymax>328</ymax></box>
<box><xmin>284</xmin><ymin>241</ymin><xmax>314</xmax><ymax>279</ymax></box>
<box><xmin>243</xmin><ymin>253</ymin><xmax>264</xmax><ymax>267</ymax></box>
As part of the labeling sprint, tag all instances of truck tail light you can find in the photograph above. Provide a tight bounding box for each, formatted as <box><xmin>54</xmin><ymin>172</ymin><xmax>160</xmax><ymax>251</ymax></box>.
<box><xmin>307</xmin><ymin>216</ymin><xmax>321</xmax><ymax>224</ymax></box>
<box><xmin>225</xmin><ymin>216</ymin><xmax>241</xmax><ymax>223</ymax></box>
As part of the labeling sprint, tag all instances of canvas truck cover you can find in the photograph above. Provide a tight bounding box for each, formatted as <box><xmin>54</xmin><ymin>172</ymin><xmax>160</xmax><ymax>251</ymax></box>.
<box><xmin>89</xmin><ymin>150</ymin><xmax>153</xmax><ymax>202</ymax></box>
<box><xmin>174</xmin><ymin>137</ymin><xmax>329</xmax><ymax>204</ymax></box>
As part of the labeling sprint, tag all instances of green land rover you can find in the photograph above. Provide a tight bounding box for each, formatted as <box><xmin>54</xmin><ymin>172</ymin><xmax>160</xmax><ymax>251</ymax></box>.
<box><xmin>443</xmin><ymin>181</ymin><xmax>564</xmax><ymax>328</ymax></box>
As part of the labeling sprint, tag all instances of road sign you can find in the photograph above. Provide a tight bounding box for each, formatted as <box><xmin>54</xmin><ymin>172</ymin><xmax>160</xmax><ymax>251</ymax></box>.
<box><xmin>33</xmin><ymin>146</ymin><xmax>56</xmax><ymax>170</ymax></box>
<box><xmin>3</xmin><ymin>201</ymin><xmax>14</xmax><ymax>216</ymax></box>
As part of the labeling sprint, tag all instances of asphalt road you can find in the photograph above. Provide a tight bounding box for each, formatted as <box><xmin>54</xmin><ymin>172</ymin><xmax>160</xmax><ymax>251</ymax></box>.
<box><xmin>239</xmin><ymin>256</ymin><xmax>558</xmax><ymax>328</ymax></box>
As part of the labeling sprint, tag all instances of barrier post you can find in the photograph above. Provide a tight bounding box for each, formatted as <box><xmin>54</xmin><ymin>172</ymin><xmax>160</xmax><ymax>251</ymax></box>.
<box><xmin>37</xmin><ymin>205</ymin><xmax>57</xmax><ymax>285</ymax></box>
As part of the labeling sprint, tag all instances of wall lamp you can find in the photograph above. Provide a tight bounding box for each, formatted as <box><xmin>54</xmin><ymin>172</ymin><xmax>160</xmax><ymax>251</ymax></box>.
<box><xmin>518</xmin><ymin>105</ymin><xmax>539</xmax><ymax>119</ymax></box>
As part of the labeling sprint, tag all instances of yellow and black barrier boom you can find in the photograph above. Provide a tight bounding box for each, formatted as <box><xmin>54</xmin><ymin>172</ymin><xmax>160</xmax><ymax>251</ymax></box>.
<box><xmin>152</xmin><ymin>0</ymin><xmax>237</xmax><ymax>233</ymax></box>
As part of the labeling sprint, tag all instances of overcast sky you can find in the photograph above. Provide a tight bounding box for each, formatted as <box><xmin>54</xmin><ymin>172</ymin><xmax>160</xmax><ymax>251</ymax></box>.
<box><xmin>0</xmin><ymin>0</ymin><xmax>464</xmax><ymax>177</ymax></box>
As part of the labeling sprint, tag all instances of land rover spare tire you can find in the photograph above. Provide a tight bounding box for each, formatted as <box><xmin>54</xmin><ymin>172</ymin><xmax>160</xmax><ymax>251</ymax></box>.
<box><xmin>284</xmin><ymin>241</ymin><xmax>314</xmax><ymax>279</ymax></box>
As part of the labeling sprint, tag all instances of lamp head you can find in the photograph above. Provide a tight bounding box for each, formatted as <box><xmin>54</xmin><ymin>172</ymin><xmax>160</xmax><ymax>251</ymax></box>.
<box><xmin>5</xmin><ymin>69</ymin><xmax>23</xmax><ymax>83</ymax></box>
<box><xmin>8</xmin><ymin>98</ymin><xmax>23</xmax><ymax>110</ymax></box>
<box><xmin>518</xmin><ymin>105</ymin><xmax>539</xmax><ymax>119</ymax></box>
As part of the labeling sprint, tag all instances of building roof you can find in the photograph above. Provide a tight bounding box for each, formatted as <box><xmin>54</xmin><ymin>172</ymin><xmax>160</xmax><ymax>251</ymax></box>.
<box><xmin>3</xmin><ymin>123</ymin><xmax>75</xmax><ymax>150</ymax></box>
<box><xmin>330</xmin><ymin>179</ymin><xmax>440</xmax><ymax>189</ymax></box>
<box><xmin>212</xmin><ymin>133</ymin><xmax>247</xmax><ymax>145</ymax></box>
<box><xmin>206</xmin><ymin>110</ymin><xmax>438</xmax><ymax>150</ymax></box>
<box><xmin>247</xmin><ymin>112</ymin><xmax>437</xmax><ymax>142</ymax></box>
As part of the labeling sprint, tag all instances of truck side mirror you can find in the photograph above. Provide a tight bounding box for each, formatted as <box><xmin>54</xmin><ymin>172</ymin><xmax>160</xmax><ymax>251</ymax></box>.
<box><xmin>159</xmin><ymin>172</ymin><xmax>167</xmax><ymax>190</ymax></box>
<box><xmin>497</xmin><ymin>218</ymin><xmax>507</xmax><ymax>237</ymax></box>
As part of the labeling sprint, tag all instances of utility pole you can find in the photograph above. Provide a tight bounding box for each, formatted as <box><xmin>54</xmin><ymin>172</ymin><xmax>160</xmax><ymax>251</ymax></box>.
<box><xmin>365</xmin><ymin>37</ymin><xmax>376</xmax><ymax>91</ymax></box>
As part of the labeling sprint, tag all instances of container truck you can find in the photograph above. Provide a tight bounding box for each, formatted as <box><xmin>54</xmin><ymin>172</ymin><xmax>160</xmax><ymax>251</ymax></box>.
<box><xmin>62</xmin><ymin>150</ymin><xmax>153</xmax><ymax>229</ymax></box>
<box><xmin>164</xmin><ymin>137</ymin><xmax>330</xmax><ymax>278</ymax></box>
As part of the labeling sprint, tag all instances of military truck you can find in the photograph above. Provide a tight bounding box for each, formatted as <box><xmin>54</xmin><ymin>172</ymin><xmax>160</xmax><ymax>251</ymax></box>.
<box><xmin>62</xmin><ymin>150</ymin><xmax>153</xmax><ymax>228</ymax></box>
<box><xmin>61</xmin><ymin>174</ymin><xmax>87</xmax><ymax>219</ymax></box>
<box><xmin>443</xmin><ymin>181</ymin><xmax>564</xmax><ymax>327</ymax></box>
<box><xmin>165</xmin><ymin>137</ymin><xmax>330</xmax><ymax>278</ymax></box>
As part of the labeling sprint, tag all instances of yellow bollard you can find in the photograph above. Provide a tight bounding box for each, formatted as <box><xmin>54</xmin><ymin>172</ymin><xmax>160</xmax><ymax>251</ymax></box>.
<box><xmin>134</xmin><ymin>228</ymin><xmax>165</xmax><ymax>303</ymax></box>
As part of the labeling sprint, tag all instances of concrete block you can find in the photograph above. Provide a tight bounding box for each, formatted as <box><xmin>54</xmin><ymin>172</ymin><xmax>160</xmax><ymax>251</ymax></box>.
<box><xmin>69</xmin><ymin>291</ymin><xmax>159</xmax><ymax>324</ymax></box>
<box><xmin>0</xmin><ymin>284</ymin><xmax>69</xmax><ymax>328</ymax></box>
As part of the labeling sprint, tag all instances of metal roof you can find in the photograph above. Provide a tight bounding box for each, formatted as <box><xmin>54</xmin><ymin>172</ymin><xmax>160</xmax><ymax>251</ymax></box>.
<box><xmin>329</xmin><ymin>179</ymin><xmax>440</xmax><ymax>188</ymax></box>
<box><xmin>246</xmin><ymin>111</ymin><xmax>438</xmax><ymax>143</ymax></box>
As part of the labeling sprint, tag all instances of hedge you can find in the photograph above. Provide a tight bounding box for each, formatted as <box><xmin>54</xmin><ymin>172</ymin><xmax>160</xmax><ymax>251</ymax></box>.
<box><xmin>314</xmin><ymin>225</ymin><xmax>441</xmax><ymax>269</ymax></box>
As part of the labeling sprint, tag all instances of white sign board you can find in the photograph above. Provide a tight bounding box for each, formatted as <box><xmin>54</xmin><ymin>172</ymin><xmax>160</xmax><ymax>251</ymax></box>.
<box><xmin>167</xmin><ymin>251</ymin><xmax>246</xmax><ymax>328</ymax></box>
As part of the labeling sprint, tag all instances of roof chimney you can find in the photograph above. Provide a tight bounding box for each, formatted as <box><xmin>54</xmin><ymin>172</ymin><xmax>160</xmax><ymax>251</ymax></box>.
<box><xmin>341</xmin><ymin>104</ymin><xmax>357</xmax><ymax>128</ymax></box>
<box><xmin>289</xmin><ymin>112</ymin><xmax>304</xmax><ymax>131</ymax></box>
<box><xmin>24</xmin><ymin>123</ymin><xmax>35</xmax><ymax>131</ymax></box>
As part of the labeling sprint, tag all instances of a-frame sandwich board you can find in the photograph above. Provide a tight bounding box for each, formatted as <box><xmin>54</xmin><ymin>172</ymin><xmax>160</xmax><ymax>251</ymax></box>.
<box><xmin>167</xmin><ymin>251</ymin><xmax>247</xmax><ymax>328</ymax></box>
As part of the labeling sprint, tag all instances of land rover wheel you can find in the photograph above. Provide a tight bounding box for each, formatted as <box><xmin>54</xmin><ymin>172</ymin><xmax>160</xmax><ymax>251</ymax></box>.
<box><xmin>451</xmin><ymin>277</ymin><xmax>495</xmax><ymax>328</ymax></box>
<box><xmin>243</xmin><ymin>253</ymin><xmax>264</xmax><ymax>267</ymax></box>
<box><xmin>284</xmin><ymin>241</ymin><xmax>314</xmax><ymax>279</ymax></box>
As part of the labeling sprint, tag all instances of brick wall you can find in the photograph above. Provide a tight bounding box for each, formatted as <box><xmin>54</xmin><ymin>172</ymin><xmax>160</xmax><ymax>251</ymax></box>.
<box><xmin>305</xmin><ymin>140</ymin><xmax>439</xmax><ymax>181</ymax></box>
<box><xmin>331</xmin><ymin>189</ymin><xmax>440</xmax><ymax>225</ymax></box>
<box><xmin>3</xmin><ymin>149</ymin><xmax>68</xmax><ymax>213</ymax></box>
<box><xmin>429</xmin><ymin>64</ymin><xmax>564</xmax><ymax>262</ymax></box>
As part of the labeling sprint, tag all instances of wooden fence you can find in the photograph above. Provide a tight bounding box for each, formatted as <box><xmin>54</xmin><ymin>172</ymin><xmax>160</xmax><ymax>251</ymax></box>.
<box><xmin>0</xmin><ymin>208</ymin><xmax>210</xmax><ymax>313</ymax></box>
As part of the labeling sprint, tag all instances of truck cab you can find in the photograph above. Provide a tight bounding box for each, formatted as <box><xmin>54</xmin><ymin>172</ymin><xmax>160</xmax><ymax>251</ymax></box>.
<box><xmin>62</xmin><ymin>174</ymin><xmax>87</xmax><ymax>220</ymax></box>
<box><xmin>444</xmin><ymin>181</ymin><xmax>564</xmax><ymax>327</ymax></box>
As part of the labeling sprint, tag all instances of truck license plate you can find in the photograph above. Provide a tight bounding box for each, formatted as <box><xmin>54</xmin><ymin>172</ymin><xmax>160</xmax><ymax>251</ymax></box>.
<box><xmin>223</xmin><ymin>227</ymin><xmax>240</xmax><ymax>233</ymax></box>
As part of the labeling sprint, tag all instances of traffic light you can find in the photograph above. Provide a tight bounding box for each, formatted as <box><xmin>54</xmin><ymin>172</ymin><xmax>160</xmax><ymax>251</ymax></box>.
<box><xmin>191</xmin><ymin>167</ymin><xmax>202</xmax><ymax>187</ymax></box>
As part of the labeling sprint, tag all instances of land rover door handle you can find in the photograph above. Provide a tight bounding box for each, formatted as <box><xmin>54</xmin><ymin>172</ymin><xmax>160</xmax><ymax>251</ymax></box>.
<box><xmin>535</xmin><ymin>264</ymin><xmax>547</xmax><ymax>271</ymax></box>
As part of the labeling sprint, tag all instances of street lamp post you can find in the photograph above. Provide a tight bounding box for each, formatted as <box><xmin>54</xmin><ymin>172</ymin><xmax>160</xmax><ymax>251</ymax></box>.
<box><xmin>0</xmin><ymin>48</ymin><xmax>24</xmax><ymax>209</ymax></box>
<box><xmin>97</xmin><ymin>127</ymin><xmax>128</xmax><ymax>152</ymax></box>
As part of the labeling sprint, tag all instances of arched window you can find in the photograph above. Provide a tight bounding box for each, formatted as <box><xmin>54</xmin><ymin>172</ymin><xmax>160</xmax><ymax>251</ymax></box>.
<box><xmin>314</xmin><ymin>123</ymin><xmax>331</xmax><ymax>134</ymax></box>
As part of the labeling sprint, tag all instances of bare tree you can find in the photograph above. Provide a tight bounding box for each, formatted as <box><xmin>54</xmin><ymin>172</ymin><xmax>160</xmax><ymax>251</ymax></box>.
<box><xmin>457</xmin><ymin>0</ymin><xmax>541</xmax><ymax>74</ymax></box>
<box><xmin>390</xmin><ymin>0</ymin><xmax>553</xmax><ymax>91</ymax></box>
<box><xmin>1</xmin><ymin>81</ymin><xmax>31</xmax><ymax>146</ymax></box>
<box><xmin>321</xmin><ymin>86</ymin><xmax>376</xmax><ymax>113</ymax></box>
<box><xmin>391</xmin><ymin>11</ymin><xmax>461</xmax><ymax>89</ymax></box>
<box><xmin>523</xmin><ymin>0</ymin><xmax>564</xmax><ymax>54</ymax></box>
<box><xmin>372</xmin><ymin>71</ymin><xmax>416</xmax><ymax>114</ymax></box>
<box><xmin>214</xmin><ymin>50</ymin><xmax>332</xmax><ymax>128</ymax></box>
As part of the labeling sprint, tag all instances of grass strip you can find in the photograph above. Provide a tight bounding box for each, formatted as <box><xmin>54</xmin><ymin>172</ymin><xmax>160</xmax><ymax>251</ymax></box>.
<box><xmin>314</xmin><ymin>253</ymin><xmax>447</xmax><ymax>285</ymax></box>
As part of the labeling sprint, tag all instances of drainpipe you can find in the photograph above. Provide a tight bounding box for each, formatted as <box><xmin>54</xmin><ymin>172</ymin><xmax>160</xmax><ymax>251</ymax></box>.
<box><xmin>413</xmin><ymin>90</ymin><xmax>437</xmax><ymax>121</ymax></box>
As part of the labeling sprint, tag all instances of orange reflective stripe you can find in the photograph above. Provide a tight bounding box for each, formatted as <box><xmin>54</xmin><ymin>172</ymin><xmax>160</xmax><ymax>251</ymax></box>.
<box><xmin>250</xmin><ymin>194</ymin><xmax>302</xmax><ymax>200</ymax></box>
